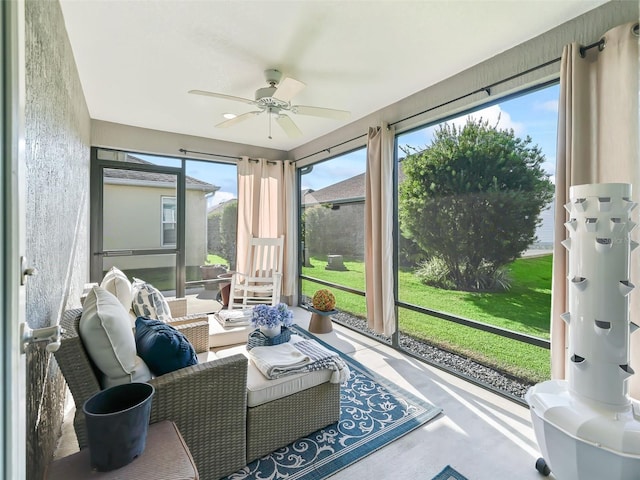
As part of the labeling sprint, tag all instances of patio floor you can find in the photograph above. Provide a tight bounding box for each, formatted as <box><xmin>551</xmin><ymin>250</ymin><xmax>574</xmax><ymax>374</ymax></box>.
<box><xmin>54</xmin><ymin>299</ymin><xmax>550</xmax><ymax>479</ymax></box>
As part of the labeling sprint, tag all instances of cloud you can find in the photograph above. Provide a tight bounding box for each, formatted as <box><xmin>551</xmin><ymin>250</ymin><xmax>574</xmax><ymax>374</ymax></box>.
<box><xmin>535</xmin><ymin>100</ymin><xmax>559</xmax><ymax>113</ymax></box>
<box><xmin>448</xmin><ymin>105</ymin><xmax>525</xmax><ymax>135</ymax></box>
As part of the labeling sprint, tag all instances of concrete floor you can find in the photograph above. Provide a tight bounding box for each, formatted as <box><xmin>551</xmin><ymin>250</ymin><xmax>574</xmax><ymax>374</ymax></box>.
<box><xmin>54</xmin><ymin>303</ymin><xmax>553</xmax><ymax>479</ymax></box>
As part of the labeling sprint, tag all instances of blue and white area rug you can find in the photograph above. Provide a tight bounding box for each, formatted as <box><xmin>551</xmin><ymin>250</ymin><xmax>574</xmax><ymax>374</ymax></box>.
<box><xmin>223</xmin><ymin>325</ymin><xmax>443</xmax><ymax>480</ymax></box>
<box><xmin>432</xmin><ymin>465</ymin><xmax>470</xmax><ymax>480</ymax></box>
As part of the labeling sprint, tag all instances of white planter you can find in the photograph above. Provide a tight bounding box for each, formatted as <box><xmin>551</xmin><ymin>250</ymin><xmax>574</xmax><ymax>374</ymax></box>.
<box><xmin>259</xmin><ymin>325</ymin><xmax>281</xmax><ymax>338</ymax></box>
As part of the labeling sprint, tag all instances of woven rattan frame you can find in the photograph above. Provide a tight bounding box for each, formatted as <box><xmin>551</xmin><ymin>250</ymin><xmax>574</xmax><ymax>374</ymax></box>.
<box><xmin>54</xmin><ymin>309</ymin><xmax>248</xmax><ymax>480</ymax></box>
<box><xmin>246</xmin><ymin>381</ymin><xmax>341</xmax><ymax>462</ymax></box>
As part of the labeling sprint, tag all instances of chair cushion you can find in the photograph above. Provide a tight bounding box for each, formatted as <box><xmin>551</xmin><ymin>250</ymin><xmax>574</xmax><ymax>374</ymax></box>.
<box><xmin>79</xmin><ymin>286</ymin><xmax>137</xmax><ymax>383</ymax></box>
<box><xmin>135</xmin><ymin>317</ymin><xmax>198</xmax><ymax>376</ymax></box>
<box><xmin>131</xmin><ymin>278</ymin><xmax>172</xmax><ymax>322</ymax></box>
<box><xmin>100</xmin><ymin>266</ymin><xmax>133</xmax><ymax>311</ymax></box>
<box><xmin>102</xmin><ymin>355</ymin><xmax>153</xmax><ymax>388</ymax></box>
<box><xmin>215</xmin><ymin>336</ymin><xmax>333</xmax><ymax>407</ymax></box>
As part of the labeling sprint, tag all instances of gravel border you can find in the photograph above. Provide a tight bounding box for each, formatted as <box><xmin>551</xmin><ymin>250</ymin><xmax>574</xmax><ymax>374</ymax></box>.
<box><xmin>330</xmin><ymin>310</ymin><xmax>534</xmax><ymax>400</ymax></box>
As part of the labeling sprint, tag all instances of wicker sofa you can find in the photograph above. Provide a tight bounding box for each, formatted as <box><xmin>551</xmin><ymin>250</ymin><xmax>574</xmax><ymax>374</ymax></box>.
<box><xmin>55</xmin><ymin>301</ymin><xmax>341</xmax><ymax>479</ymax></box>
<box><xmin>54</xmin><ymin>307</ymin><xmax>248</xmax><ymax>480</ymax></box>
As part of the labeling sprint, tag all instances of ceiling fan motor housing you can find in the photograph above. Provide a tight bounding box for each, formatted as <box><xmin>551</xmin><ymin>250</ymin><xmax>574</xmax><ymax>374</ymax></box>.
<box><xmin>264</xmin><ymin>68</ymin><xmax>283</xmax><ymax>86</ymax></box>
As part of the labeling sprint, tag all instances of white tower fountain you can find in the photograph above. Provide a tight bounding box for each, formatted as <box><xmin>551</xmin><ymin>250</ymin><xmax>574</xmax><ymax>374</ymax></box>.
<box><xmin>526</xmin><ymin>183</ymin><xmax>640</xmax><ymax>479</ymax></box>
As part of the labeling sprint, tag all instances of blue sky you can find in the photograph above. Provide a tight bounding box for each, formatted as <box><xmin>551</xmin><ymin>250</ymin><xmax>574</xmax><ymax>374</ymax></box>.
<box><xmin>136</xmin><ymin>83</ymin><xmax>560</xmax><ymax>205</ymax></box>
<box><xmin>301</xmin><ymin>83</ymin><xmax>560</xmax><ymax>192</ymax></box>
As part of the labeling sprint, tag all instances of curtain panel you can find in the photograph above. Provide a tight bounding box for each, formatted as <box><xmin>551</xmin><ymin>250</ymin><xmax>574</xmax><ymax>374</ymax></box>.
<box><xmin>551</xmin><ymin>22</ymin><xmax>639</xmax><ymax>395</ymax></box>
<box><xmin>365</xmin><ymin>123</ymin><xmax>396</xmax><ymax>336</ymax></box>
<box><xmin>236</xmin><ymin>157</ymin><xmax>297</xmax><ymax>300</ymax></box>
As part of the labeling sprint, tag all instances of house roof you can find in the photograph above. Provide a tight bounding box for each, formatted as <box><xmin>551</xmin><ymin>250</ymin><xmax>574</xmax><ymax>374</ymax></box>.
<box><xmin>103</xmin><ymin>155</ymin><xmax>219</xmax><ymax>193</ymax></box>
<box><xmin>207</xmin><ymin>198</ymin><xmax>237</xmax><ymax>215</ymax></box>
<box><xmin>303</xmin><ymin>166</ymin><xmax>406</xmax><ymax>205</ymax></box>
<box><xmin>304</xmin><ymin>173</ymin><xmax>365</xmax><ymax>205</ymax></box>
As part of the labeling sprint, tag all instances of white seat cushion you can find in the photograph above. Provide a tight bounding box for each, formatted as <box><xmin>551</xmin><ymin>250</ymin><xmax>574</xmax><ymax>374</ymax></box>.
<box><xmin>80</xmin><ymin>286</ymin><xmax>139</xmax><ymax>387</ymax></box>
<box><xmin>100</xmin><ymin>266</ymin><xmax>133</xmax><ymax>312</ymax></box>
<box><xmin>102</xmin><ymin>355</ymin><xmax>152</xmax><ymax>388</ymax></box>
<box><xmin>216</xmin><ymin>335</ymin><xmax>333</xmax><ymax>408</ymax></box>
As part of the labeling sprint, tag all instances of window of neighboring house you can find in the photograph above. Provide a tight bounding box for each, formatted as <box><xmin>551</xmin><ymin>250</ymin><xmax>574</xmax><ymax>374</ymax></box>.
<box><xmin>161</xmin><ymin>196</ymin><xmax>177</xmax><ymax>247</ymax></box>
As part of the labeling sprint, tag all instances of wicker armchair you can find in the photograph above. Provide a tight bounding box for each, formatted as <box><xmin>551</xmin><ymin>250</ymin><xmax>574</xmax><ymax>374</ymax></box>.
<box><xmin>54</xmin><ymin>308</ymin><xmax>248</xmax><ymax>480</ymax></box>
<box><xmin>164</xmin><ymin>298</ymin><xmax>210</xmax><ymax>352</ymax></box>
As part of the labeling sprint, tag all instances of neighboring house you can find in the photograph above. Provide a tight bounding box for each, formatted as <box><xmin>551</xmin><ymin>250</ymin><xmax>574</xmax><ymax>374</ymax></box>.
<box><xmin>303</xmin><ymin>173</ymin><xmax>366</xmax><ymax>260</ymax></box>
<box><xmin>303</xmin><ymin>167</ymin><xmax>553</xmax><ymax>260</ymax></box>
<box><xmin>103</xmin><ymin>155</ymin><xmax>219</xmax><ymax>271</ymax></box>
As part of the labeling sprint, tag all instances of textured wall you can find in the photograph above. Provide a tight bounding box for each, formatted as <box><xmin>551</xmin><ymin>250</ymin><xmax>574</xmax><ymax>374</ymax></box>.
<box><xmin>25</xmin><ymin>1</ymin><xmax>90</xmax><ymax>479</ymax></box>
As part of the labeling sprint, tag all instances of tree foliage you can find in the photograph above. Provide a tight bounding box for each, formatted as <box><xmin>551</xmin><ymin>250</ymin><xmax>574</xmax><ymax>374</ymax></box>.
<box><xmin>398</xmin><ymin>117</ymin><xmax>553</xmax><ymax>291</ymax></box>
<box><xmin>207</xmin><ymin>200</ymin><xmax>237</xmax><ymax>269</ymax></box>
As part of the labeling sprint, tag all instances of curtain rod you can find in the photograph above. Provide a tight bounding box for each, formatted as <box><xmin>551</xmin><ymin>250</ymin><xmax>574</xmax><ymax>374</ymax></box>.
<box><xmin>178</xmin><ymin>148</ymin><xmax>241</xmax><ymax>160</ymax></box>
<box><xmin>579</xmin><ymin>39</ymin><xmax>605</xmax><ymax>57</ymax></box>
<box><xmin>297</xmin><ymin>55</ymin><xmax>562</xmax><ymax>163</ymax></box>
<box><xmin>296</xmin><ymin>133</ymin><xmax>367</xmax><ymax>162</ymax></box>
<box><xmin>178</xmin><ymin>148</ymin><xmax>278</xmax><ymax>164</ymax></box>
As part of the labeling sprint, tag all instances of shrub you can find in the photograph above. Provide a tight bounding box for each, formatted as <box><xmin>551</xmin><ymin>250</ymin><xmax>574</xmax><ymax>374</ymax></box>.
<box><xmin>416</xmin><ymin>257</ymin><xmax>512</xmax><ymax>292</ymax></box>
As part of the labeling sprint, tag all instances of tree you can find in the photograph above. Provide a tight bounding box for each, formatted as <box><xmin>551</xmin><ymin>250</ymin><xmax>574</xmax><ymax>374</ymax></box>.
<box><xmin>219</xmin><ymin>201</ymin><xmax>237</xmax><ymax>269</ymax></box>
<box><xmin>206</xmin><ymin>200</ymin><xmax>237</xmax><ymax>268</ymax></box>
<box><xmin>398</xmin><ymin>117</ymin><xmax>553</xmax><ymax>291</ymax></box>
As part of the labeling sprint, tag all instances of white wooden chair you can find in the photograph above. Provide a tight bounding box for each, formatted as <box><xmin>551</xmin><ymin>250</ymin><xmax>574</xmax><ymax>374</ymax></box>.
<box><xmin>228</xmin><ymin>236</ymin><xmax>284</xmax><ymax>309</ymax></box>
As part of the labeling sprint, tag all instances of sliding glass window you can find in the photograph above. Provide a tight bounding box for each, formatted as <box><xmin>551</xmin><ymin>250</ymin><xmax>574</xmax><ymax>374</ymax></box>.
<box><xmin>395</xmin><ymin>84</ymin><xmax>558</xmax><ymax>386</ymax></box>
<box><xmin>92</xmin><ymin>148</ymin><xmax>237</xmax><ymax>303</ymax></box>
<box><xmin>299</xmin><ymin>149</ymin><xmax>367</xmax><ymax>319</ymax></box>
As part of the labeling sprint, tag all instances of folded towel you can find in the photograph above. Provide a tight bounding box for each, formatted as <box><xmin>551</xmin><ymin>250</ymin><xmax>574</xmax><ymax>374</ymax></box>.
<box><xmin>293</xmin><ymin>340</ymin><xmax>350</xmax><ymax>384</ymax></box>
<box><xmin>249</xmin><ymin>342</ymin><xmax>311</xmax><ymax>377</ymax></box>
<box><xmin>249</xmin><ymin>339</ymin><xmax>350</xmax><ymax>384</ymax></box>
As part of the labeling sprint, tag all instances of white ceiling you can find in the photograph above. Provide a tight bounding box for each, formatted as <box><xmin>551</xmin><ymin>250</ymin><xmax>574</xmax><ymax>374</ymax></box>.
<box><xmin>59</xmin><ymin>0</ymin><xmax>608</xmax><ymax>152</ymax></box>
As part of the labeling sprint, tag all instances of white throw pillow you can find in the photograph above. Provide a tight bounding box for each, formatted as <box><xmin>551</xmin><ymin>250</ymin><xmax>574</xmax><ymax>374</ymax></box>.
<box><xmin>79</xmin><ymin>286</ymin><xmax>137</xmax><ymax>384</ymax></box>
<box><xmin>131</xmin><ymin>277</ymin><xmax>172</xmax><ymax>322</ymax></box>
<box><xmin>100</xmin><ymin>266</ymin><xmax>133</xmax><ymax>311</ymax></box>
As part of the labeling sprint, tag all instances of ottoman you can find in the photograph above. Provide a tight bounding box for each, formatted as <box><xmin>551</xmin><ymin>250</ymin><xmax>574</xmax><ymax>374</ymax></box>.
<box><xmin>215</xmin><ymin>336</ymin><xmax>341</xmax><ymax>462</ymax></box>
<box><xmin>208</xmin><ymin>314</ymin><xmax>253</xmax><ymax>347</ymax></box>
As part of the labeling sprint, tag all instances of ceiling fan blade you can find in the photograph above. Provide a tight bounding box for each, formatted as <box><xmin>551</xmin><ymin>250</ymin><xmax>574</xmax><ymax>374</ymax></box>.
<box><xmin>275</xmin><ymin>114</ymin><xmax>303</xmax><ymax>138</ymax></box>
<box><xmin>189</xmin><ymin>89</ymin><xmax>255</xmax><ymax>105</ymax></box>
<box><xmin>215</xmin><ymin>111</ymin><xmax>262</xmax><ymax>128</ymax></box>
<box><xmin>292</xmin><ymin>105</ymin><xmax>351</xmax><ymax>120</ymax></box>
<box><xmin>272</xmin><ymin>77</ymin><xmax>306</xmax><ymax>102</ymax></box>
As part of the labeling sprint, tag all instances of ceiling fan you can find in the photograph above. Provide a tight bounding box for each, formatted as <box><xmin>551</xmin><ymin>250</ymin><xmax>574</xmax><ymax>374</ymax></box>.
<box><xmin>189</xmin><ymin>69</ymin><xmax>351</xmax><ymax>139</ymax></box>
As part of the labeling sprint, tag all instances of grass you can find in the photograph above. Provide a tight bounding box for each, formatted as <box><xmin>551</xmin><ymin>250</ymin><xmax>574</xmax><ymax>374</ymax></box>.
<box><xmin>302</xmin><ymin>254</ymin><xmax>552</xmax><ymax>384</ymax></box>
<box><xmin>205</xmin><ymin>254</ymin><xmax>230</xmax><ymax>266</ymax></box>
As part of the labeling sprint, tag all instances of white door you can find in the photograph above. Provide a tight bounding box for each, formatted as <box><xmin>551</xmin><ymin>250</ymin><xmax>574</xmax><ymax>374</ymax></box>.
<box><xmin>2</xmin><ymin>1</ymin><xmax>27</xmax><ymax>478</ymax></box>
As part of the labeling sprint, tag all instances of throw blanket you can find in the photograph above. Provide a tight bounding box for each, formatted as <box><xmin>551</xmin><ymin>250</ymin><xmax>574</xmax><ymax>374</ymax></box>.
<box><xmin>249</xmin><ymin>339</ymin><xmax>350</xmax><ymax>384</ymax></box>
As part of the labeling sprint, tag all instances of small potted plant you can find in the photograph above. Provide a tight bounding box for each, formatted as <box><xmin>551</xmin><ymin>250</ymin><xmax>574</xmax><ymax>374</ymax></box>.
<box><xmin>308</xmin><ymin>289</ymin><xmax>337</xmax><ymax>334</ymax></box>
<box><xmin>251</xmin><ymin>303</ymin><xmax>294</xmax><ymax>338</ymax></box>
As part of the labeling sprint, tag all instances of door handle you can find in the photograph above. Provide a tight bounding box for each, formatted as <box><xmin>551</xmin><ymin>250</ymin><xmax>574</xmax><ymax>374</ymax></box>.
<box><xmin>21</xmin><ymin>323</ymin><xmax>62</xmax><ymax>353</ymax></box>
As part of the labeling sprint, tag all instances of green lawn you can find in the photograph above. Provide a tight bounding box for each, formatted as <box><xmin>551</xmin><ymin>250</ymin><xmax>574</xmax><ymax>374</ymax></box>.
<box><xmin>302</xmin><ymin>254</ymin><xmax>552</xmax><ymax>384</ymax></box>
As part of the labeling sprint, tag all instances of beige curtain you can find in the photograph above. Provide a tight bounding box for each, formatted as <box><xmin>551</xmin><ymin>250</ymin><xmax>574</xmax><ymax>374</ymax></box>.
<box><xmin>365</xmin><ymin>123</ymin><xmax>396</xmax><ymax>336</ymax></box>
<box><xmin>551</xmin><ymin>22</ymin><xmax>639</xmax><ymax>395</ymax></box>
<box><xmin>282</xmin><ymin>161</ymin><xmax>297</xmax><ymax>301</ymax></box>
<box><xmin>235</xmin><ymin>157</ymin><xmax>296</xmax><ymax>300</ymax></box>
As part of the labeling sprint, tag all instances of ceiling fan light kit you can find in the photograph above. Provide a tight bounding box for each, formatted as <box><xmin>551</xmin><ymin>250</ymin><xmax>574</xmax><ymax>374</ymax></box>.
<box><xmin>189</xmin><ymin>68</ymin><xmax>350</xmax><ymax>139</ymax></box>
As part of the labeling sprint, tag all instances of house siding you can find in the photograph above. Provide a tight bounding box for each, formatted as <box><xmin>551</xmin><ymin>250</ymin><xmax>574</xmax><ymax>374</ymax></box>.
<box><xmin>103</xmin><ymin>184</ymin><xmax>208</xmax><ymax>269</ymax></box>
<box><xmin>25</xmin><ymin>1</ymin><xmax>91</xmax><ymax>479</ymax></box>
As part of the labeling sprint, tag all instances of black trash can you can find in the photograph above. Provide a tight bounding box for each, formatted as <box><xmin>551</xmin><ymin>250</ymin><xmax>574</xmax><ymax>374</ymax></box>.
<box><xmin>82</xmin><ymin>382</ymin><xmax>155</xmax><ymax>471</ymax></box>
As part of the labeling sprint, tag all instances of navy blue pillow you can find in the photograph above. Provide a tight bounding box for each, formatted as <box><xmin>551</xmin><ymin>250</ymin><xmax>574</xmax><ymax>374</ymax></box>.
<box><xmin>134</xmin><ymin>317</ymin><xmax>198</xmax><ymax>376</ymax></box>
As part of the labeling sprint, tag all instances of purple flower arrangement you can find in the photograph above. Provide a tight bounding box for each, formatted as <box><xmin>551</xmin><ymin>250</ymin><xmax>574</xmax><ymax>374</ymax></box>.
<box><xmin>251</xmin><ymin>303</ymin><xmax>294</xmax><ymax>329</ymax></box>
